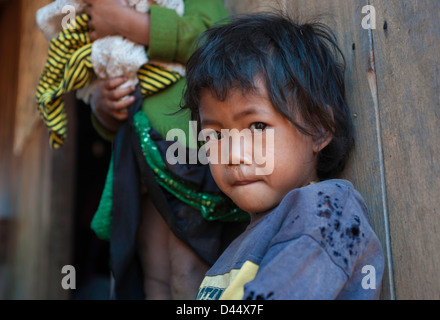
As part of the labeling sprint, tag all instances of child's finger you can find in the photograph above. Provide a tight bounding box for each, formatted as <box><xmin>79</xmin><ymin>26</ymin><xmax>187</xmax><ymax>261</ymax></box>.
<box><xmin>84</xmin><ymin>5</ymin><xmax>92</xmax><ymax>17</ymax></box>
<box><xmin>109</xmin><ymin>96</ymin><xmax>135</xmax><ymax>111</ymax></box>
<box><xmin>107</xmin><ymin>85</ymin><xmax>136</xmax><ymax>101</ymax></box>
<box><xmin>110</xmin><ymin>109</ymin><xmax>129</xmax><ymax>121</ymax></box>
<box><xmin>89</xmin><ymin>31</ymin><xmax>98</xmax><ymax>42</ymax></box>
<box><xmin>105</xmin><ymin>77</ymin><xmax>128</xmax><ymax>90</ymax></box>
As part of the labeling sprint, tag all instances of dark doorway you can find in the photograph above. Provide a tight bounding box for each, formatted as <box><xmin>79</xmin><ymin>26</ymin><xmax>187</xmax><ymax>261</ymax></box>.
<box><xmin>72</xmin><ymin>100</ymin><xmax>112</xmax><ymax>300</ymax></box>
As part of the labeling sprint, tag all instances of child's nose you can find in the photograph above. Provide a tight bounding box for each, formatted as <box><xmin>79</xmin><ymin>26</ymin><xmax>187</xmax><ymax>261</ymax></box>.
<box><xmin>226</xmin><ymin>130</ymin><xmax>253</xmax><ymax>166</ymax></box>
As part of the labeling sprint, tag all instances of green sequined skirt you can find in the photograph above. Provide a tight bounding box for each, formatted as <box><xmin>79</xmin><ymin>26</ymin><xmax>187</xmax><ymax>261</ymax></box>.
<box><xmin>91</xmin><ymin>111</ymin><xmax>249</xmax><ymax>243</ymax></box>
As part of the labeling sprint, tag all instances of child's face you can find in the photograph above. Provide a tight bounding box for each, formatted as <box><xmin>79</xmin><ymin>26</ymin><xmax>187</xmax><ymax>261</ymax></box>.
<box><xmin>199</xmin><ymin>83</ymin><xmax>321</xmax><ymax>215</ymax></box>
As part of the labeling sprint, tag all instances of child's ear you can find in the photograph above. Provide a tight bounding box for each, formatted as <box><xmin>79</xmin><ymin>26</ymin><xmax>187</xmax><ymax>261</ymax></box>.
<box><xmin>313</xmin><ymin>105</ymin><xmax>335</xmax><ymax>153</ymax></box>
<box><xmin>313</xmin><ymin>132</ymin><xmax>333</xmax><ymax>153</ymax></box>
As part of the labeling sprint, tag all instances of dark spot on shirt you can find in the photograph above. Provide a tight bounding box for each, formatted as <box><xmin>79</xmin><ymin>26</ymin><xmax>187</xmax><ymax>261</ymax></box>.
<box><xmin>317</xmin><ymin>193</ymin><xmax>338</xmax><ymax>219</ymax></box>
<box><xmin>245</xmin><ymin>291</ymin><xmax>274</xmax><ymax>300</ymax></box>
<box><xmin>315</xmin><ymin>191</ymin><xmax>365</xmax><ymax>267</ymax></box>
<box><xmin>351</xmin><ymin>226</ymin><xmax>360</xmax><ymax>237</ymax></box>
<box><xmin>327</xmin><ymin>235</ymin><xmax>334</xmax><ymax>246</ymax></box>
<box><xmin>291</xmin><ymin>214</ymin><xmax>300</xmax><ymax>225</ymax></box>
<box><xmin>324</xmin><ymin>200</ymin><xmax>333</xmax><ymax>210</ymax></box>
<box><xmin>318</xmin><ymin>209</ymin><xmax>332</xmax><ymax>218</ymax></box>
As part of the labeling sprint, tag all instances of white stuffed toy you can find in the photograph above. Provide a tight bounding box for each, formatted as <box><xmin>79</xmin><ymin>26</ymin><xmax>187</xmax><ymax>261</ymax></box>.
<box><xmin>36</xmin><ymin>0</ymin><xmax>185</xmax><ymax>102</ymax></box>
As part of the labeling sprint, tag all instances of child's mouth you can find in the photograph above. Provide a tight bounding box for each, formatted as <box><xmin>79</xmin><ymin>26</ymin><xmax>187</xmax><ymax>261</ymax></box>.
<box><xmin>232</xmin><ymin>180</ymin><xmax>259</xmax><ymax>186</ymax></box>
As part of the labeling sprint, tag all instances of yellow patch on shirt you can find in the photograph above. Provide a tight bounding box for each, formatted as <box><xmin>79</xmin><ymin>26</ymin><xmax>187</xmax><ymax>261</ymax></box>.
<box><xmin>196</xmin><ymin>261</ymin><xmax>259</xmax><ymax>300</ymax></box>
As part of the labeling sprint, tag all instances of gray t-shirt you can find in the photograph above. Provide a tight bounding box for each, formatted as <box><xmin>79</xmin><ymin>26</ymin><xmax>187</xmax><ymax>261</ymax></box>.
<box><xmin>196</xmin><ymin>179</ymin><xmax>385</xmax><ymax>300</ymax></box>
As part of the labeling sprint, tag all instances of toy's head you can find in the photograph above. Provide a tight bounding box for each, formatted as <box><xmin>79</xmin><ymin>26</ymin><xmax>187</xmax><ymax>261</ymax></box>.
<box><xmin>36</xmin><ymin>0</ymin><xmax>87</xmax><ymax>42</ymax></box>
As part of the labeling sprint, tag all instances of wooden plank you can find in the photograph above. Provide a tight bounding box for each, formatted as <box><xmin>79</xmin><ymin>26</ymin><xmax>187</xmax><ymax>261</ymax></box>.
<box><xmin>285</xmin><ymin>0</ymin><xmax>394</xmax><ymax>300</ymax></box>
<box><xmin>0</xmin><ymin>0</ymin><xmax>20</xmax><ymax>194</ymax></box>
<box><xmin>224</xmin><ymin>0</ymin><xmax>286</xmax><ymax>14</ymax></box>
<box><xmin>2</xmin><ymin>0</ymin><xmax>53</xmax><ymax>299</ymax></box>
<box><xmin>7</xmin><ymin>123</ymin><xmax>52</xmax><ymax>299</ymax></box>
<box><xmin>225</xmin><ymin>0</ymin><xmax>394</xmax><ymax>299</ymax></box>
<box><xmin>0</xmin><ymin>0</ymin><xmax>21</xmax><ymax>301</ymax></box>
<box><xmin>0</xmin><ymin>0</ymin><xmax>12</xmax><ymax>7</ymax></box>
<box><xmin>3</xmin><ymin>0</ymin><xmax>75</xmax><ymax>299</ymax></box>
<box><xmin>7</xmin><ymin>98</ymin><xmax>76</xmax><ymax>299</ymax></box>
<box><xmin>370</xmin><ymin>0</ymin><xmax>440</xmax><ymax>299</ymax></box>
<box><xmin>13</xmin><ymin>0</ymin><xmax>52</xmax><ymax>155</ymax></box>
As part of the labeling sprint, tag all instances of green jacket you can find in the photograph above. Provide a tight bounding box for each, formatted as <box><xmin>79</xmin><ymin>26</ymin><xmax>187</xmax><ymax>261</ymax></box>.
<box><xmin>93</xmin><ymin>0</ymin><xmax>229</xmax><ymax>147</ymax></box>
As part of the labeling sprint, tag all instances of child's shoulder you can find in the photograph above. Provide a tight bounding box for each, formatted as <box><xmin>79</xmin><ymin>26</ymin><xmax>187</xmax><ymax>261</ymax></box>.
<box><xmin>271</xmin><ymin>179</ymin><xmax>378</xmax><ymax>275</ymax></box>
<box><xmin>276</xmin><ymin>179</ymin><xmax>366</xmax><ymax>222</ymax></box>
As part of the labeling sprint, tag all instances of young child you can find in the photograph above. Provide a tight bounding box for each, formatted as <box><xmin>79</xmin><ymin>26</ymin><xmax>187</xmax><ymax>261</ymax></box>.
<box><xmin>183</xmin><ymin>12</ymin><xmax>385</xmax><ymax>300</ymax></box>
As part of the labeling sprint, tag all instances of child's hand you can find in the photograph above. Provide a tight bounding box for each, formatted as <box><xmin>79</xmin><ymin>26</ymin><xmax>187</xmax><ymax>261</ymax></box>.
<box><xmin>84</xmin><ymin>0</ymin><xmax>151</xmax><ymax>45</ymax></box>
<box><xmin>91</xmin><ymin>77</ymin><xmax>136</xmax><ymax>132</ymax></box>
<box><xmin>84</xmin><ymin>0</ymin><xmax>127</xmax><ymax>41</ymax></box>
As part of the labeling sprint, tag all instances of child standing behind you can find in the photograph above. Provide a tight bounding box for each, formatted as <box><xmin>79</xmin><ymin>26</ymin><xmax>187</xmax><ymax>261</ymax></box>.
<box><xmin>86</xmin><ymin>0</ymin><xmax>246</xmax><ymax>299</ymax></box>
<box><xmin>183</xmin><ymin>13</ymin><xmax>385</xmax><ymax>300</ymax></box>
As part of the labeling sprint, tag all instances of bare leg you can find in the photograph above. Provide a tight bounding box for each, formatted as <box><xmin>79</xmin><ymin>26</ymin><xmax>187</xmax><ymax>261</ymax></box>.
<box><xmin>137</xmin><ymin>195</ymin><xmax>172</xmax><ymax>300</ymax></box>
<box><xmin>138</xmin><ymin>193</ymin><xmax>211</xmax><ymax>300</ymax></box>
<box><xmin>168</xmin><ymin>232</ymin><xmax>210</xmax><ymax>299</ymax></box>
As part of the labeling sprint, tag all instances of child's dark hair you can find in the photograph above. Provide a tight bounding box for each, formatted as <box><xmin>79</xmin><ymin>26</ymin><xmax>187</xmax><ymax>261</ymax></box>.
<box><xmin>184</xmin><ymin>12</ymin><xmax>354</xmax><ymax>180</ymax></box>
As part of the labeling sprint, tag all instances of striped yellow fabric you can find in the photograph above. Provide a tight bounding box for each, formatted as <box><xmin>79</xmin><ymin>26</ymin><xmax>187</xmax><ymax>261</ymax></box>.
<box><xmin>36</xmin><ymin>13</ymin><xmax>182</xmax><ymax>149</ymax></box>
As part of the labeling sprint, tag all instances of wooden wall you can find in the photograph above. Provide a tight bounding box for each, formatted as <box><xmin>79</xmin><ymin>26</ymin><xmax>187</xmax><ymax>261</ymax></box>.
<box><xmin>0</xmin><ymin>0</ymin><xmax>21</xmax><ymax>300</ymax></box>
<box><xmin>225</xmin><ymin>0</ymin><xmax>440</xmax><ymax>300</ymax></box>
<box><xmin>1</xmin><ymin>0</ymin><xmax>438</xmax><ymax>300</ymax></box>
<box><xmin>0</xmin><ymin>0</ymin><xmax>76</xmax><ymax>299</ymax></box>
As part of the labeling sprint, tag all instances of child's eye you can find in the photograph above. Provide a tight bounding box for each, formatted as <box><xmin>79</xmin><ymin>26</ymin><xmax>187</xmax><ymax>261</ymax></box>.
<box><xmin>250</xmin><ymin>122</ymin><xmax>268</xmax><ymax>132</ymax></box>
<box><xmin>205</xmin><ymin>130</ymin><xmax>224</xmax><ymax>142</ymax></box>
